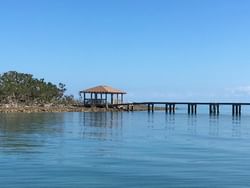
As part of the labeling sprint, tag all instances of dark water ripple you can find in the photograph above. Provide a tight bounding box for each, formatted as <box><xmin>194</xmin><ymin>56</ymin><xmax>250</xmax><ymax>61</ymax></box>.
<box><xmin>1</xmin><ymin>112</ymin><xmax>250</xmax><ymax>187</ymax></box>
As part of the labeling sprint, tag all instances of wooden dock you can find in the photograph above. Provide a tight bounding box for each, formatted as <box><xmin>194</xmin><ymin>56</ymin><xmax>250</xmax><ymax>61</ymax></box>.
<box><xmin>112</xmin><ymin>102</ymin><xmax>250</xmax><ymax>116</ymax></box>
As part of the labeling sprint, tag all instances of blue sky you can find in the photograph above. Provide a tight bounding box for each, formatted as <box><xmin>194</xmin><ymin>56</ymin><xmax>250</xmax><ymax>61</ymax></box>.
<box><xmin>1</xmin><ymin>0</ymin><xmax>250</xmax><ymax>102</ymax></box>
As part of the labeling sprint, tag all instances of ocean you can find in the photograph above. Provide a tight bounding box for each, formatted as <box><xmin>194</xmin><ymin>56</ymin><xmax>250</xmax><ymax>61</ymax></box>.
<box><xmin>0</xmin><ymin>111</ymin><xmax>250</xmax><ymax>187</ymax></box>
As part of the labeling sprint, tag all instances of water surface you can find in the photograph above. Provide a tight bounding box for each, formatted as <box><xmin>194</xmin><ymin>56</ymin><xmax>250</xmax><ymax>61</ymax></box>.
<box><xmin>0</xmin><ymin>112</ymin><xmax>250</xmax><ymax>187</ymax></box>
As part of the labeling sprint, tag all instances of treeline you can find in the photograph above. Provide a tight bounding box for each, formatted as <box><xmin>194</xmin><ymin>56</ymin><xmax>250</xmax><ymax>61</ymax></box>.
<box><xmin>0</xmin><ymin>71</ymin><xmax>75</xmax><ymax>105</ymax></box>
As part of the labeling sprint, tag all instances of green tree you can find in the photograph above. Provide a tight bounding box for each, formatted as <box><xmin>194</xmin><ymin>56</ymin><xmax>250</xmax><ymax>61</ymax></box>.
<box><xmin>0</xmin><ymin>71</ymin><xmax>68</xmax><ymax>104</ymax></box>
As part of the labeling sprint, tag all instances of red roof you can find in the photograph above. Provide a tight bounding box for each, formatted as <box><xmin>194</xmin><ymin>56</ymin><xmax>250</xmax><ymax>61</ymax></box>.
<box><xmin>81</xmin><ymin>85</ymin><xmax>126</xmax><ymax>94</ymax></box>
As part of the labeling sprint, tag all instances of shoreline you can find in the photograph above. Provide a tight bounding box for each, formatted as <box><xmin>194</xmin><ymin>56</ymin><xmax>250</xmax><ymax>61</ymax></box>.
<box><xmin>0</xmin><ymin>104</ymin><xmax>124</xmax><ymax>113</ymax></box>
<box><xmin>0</xmin><ymin>104</ymin><xmax>153</xmax><ymax>113</ymax></box>
<box><xmin>0</xmin><ymin>104</ymin><xmax>167</xmax><ymax>113</ymax></box>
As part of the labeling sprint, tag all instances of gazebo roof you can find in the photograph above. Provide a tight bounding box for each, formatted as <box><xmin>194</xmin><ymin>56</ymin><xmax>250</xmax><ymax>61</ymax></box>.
<box><xmin>81</xmin><ymin>85</ymin><xmax>126</xmax><ymax>94</ymax></box>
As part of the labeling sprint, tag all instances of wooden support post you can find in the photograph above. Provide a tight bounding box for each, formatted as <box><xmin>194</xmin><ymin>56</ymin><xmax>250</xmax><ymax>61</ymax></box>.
<box><xmin>173</xmin><ymin>104</ymin><xmax>176</xmax><ymax>113</ymax></box>
<box><xmin>90</xmin><ymin>93</ymin><xmax>93</xmax><ymax>105</ymax></box>
<box><xmin>152</xmin><ymin>104</ymin><xmax>154</xmax><ymax>112</ymax></box>
<box><xmin>131</xmin><ymin>105</ymin><xmax>134</xmax><ymax>111</ymax></box>
<box><xmin>169</xmin><ymin>104</ymin><xmax>172</xmax><ymax>114</ymax></box>
<box><xmin>191</xmin><ymin>105</ymin><xmax>194</xmax><ymax>114</ymax></box>
<box><xmin>188</xmin><ymin>104</ymin><xmax>190</xmax><ymax>114</ymax></box>
<box><xmin>165</xmin><ymin>104</ymin><xmax>168</xmax><ymax>113</ymax></box>
<box><xmin>83</xmin><ymin>93</ymin><xmax>86</xmax><ymax>105</ymax></box>
<box><xmin>236</xmin><ymin>105</ymin><xmax>239</xmax><ymax>116</ymax></box>
<box><xmin>111</xmin><ymin>94</ymin><xmax>114</xmax><ymax>105</ymax></box>
<box><xmin>171</xmin><ymin>104</ymin><xmax>173</xmax><ymax>113</ymax></box>
<box><xmin>121</xmin><ymin>94</ymin><xmax>124</xmax><ymax>104</ymax></box>
<box><xmin>232</xmin><ymin>104</ymin><xmax>242</xmax><ymax>116</ymax></box>
<box><xmin>217</xmin><ymin>104</ymin><xmax>219</xmax><ymax>115</ymax></box>
<box><xmin>117</xmin><ymin>94</ymin><xmax>119</xmax><ymax>104</ymax></box>
<box><xmin>105</xmin><ymin>93</ymin><xmax>108</xmax><ymax>107</ymax></box>
<box><xmin>209</xmin><ymin>104</ymin><xmax>212</xmax><ymax>115</ymax></box>
<box><xmin>148</xmin><ymin>104</ymin><xmax>151</xmax><ymax>112</ymax></box>
<box><xmin>194</xmin><ymin>104</ymin><xmax>197</xmax><ymax>114</ymax></box>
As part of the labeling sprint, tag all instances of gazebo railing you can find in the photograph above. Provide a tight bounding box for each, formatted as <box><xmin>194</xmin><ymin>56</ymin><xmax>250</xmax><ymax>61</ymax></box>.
<box><xmin>84</xmin><ymin>99</ymin><xmax>108</xmax><ymax>105</ymax></box>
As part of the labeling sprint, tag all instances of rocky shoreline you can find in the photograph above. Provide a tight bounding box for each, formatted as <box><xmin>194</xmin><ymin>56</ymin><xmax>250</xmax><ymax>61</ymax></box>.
<box><xmin>0</xmin><ymin>104</ymin><xmax>167</xmax><ymax>113</ymax></box>
<box><xmin>0</xmin><ymin>104</ymin><xmax>125</xmax><ymax>113</ymax></box>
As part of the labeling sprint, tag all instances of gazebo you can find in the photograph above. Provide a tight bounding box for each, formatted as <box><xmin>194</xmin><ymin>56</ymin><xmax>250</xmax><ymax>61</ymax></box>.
<box><xmin>79</xmin><ymin>85</ymin><xmax>126</xmax><ymax>106</ymax></box>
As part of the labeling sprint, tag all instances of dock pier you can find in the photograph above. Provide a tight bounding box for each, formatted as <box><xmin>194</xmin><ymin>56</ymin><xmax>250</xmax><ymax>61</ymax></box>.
<box><xmin>165</xmin><ymin>104</ymin><xmax>176</xmax><ymax>114</ymax></box>
<box><xmin>112</xmin><ymin>102</ymin><xmax>248</xmax><ymax>116</ymax></box>
<box><xmin>232</xmin><ymin>104</ymin><xmax>241</xmax><ymax>116</ymax></box>
<box><xmin>188</xmin><ymin>104</ymin><xmax>197</xmax><ymax>115</ymax></box>
<box><xmin>209</xmin><ymin>104</ymin><xmax>220</xmax><ymax>115</ymax></box>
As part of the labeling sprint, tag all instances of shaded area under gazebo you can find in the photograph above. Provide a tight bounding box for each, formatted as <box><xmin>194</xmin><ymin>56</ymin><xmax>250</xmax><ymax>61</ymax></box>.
<box><xmin>79</xmin><ymin>85</ymin><xmax>126</xmax><ymax>107</ymax></box>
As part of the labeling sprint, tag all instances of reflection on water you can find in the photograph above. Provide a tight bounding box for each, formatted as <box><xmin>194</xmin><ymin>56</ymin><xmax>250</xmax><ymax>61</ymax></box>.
<box><xmin>209</xmin><ymin>115</ymin><xmax>219</xmax><ymax>137</ymax></box>
<box><xmin>0</xmin><ymin>113</ymin><xmax>64</xmax><ymax>153</ymax></box>
<box><xmin>80</xmin><ymin>112</ymin><xmax>123</xmax><ymax>141</ymax></box>
<box><xmin>0</xmin><ymin>112</ymin><xmax>247</xmax><ymax>153</ymax></box>
<box><xmin>187</xmin><ymin>115</ymin><xmax>197</xmax><ymax>136</ymax></box>
<box><xmin>232</xmin><ymin>116</ymin><xmax>241</xmax><ymax>138</ymax></box>
<box><xmin>1</xmin><ymin>112</ymin><xmax>250</xmax><ymax>188</ymax></box>
<box><xmin>165</xmin><ymin>114</ymin><xmax>175</xmax><ymax>134</ymax></box>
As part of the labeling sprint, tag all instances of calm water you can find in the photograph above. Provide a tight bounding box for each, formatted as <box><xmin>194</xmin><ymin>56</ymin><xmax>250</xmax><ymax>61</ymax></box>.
<box><xmin>1</xmin><ymin>111</ymin><xmax>250</xmax><ymax>187</ymax></box>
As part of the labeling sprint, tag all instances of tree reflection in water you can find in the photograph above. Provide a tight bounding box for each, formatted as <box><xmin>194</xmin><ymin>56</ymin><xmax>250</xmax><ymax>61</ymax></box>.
<box><xmin>0</xmin><ymin>113</ymin><xmax>64</xmax><ymax>153</ymax></box>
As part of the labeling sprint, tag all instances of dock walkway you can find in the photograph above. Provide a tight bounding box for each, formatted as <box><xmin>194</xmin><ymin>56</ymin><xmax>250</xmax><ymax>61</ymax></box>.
<box><xmin>112</xmin><ymin>102</ymin><xmax>250</xmax><ymax>116</ymax></box>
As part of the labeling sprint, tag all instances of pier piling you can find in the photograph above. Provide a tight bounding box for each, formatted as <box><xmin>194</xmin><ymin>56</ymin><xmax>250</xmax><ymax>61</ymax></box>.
<box><xmin>165</xmin><ymin>104</ymin><xmax>176</xmax><ymax>114</ymax></box>
<box><xmin>209</xmin><ymin>104</ymin><xmax>219</xmax><ymax>115</ymax></box>
<box><xmin>114</xmin><ymin>102</ymin><xmax>247</xmax><ymax>116</ymax></box>
<box><xmin>187</xmin><ymin>104</ymin><xmax>197</xmax><ymax>115</ymax></box>
<box><xmin>173</xmin><ymin>104</ymin><xmax>176</xmax><ymax>114</ymax></box>
<box><xmin>232</xmin><ymin>104</ymin><xmax>241</xmax><ymax>116</ymax></box>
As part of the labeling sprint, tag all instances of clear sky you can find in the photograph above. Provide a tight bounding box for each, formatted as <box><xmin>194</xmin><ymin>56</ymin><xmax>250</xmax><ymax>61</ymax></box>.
<box><xmin>1</xmin><ymin>0</ymin><xmax>250</xmax><ymax>102</ymax></box>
